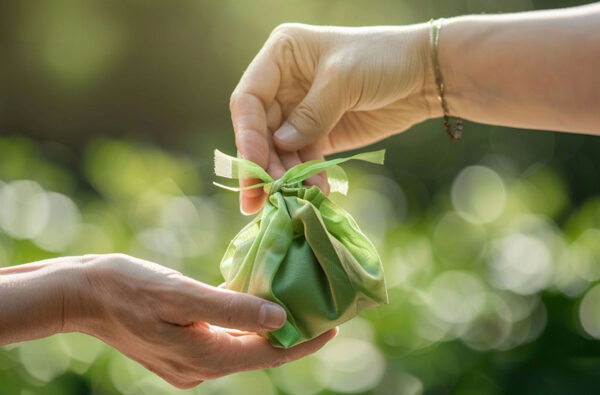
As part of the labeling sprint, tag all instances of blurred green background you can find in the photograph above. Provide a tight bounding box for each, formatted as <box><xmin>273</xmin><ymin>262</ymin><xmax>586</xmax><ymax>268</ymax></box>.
<box><xmin>1</xmin><ymin>0</ymin><xmax>600</xmax><ymax>394</ymax></box>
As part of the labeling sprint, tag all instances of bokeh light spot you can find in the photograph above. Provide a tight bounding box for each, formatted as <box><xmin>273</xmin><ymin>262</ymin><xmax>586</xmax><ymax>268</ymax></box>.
<box><xmin>315</xmin><ymin>338</ymin><xmax>386</xmax><ymax>393</ymax></box>
<box><xmin>18</xmin><ymin>337</ymin><xmax>71</xmax><ymax>382</ymax></box>
<box><xmin>32</xmin><ymin>192</ymin><xmax>81</xmax><ymax>252</ymax></box>
<box><xmin>569</xmin><ymin>229</ymin><xmax>600</xmax><ymax>282</ymax></box>
<box><xmin>580</xmin><ymin>284</ymin><xmax>600</xmax><ymax>339</ymax></box>
<box><xmin>211</xmin><ymin>370</ymin><xmax>276</xmax><ymax>395</ymax></box>
<box><xmin>427</xmin><ymin>271</ymin><xmax>487</xmax><ymax>325</ymax></box>
<box><xmin>489</xmin><ymin>234</ymin><xmax>553</xmax><ymax>295</ymax></box>
<box><xmin>271</xmin><ymin>356</ymin><xmax>324</xmax><ymax>395</ymax></box>
<box><xmin>452</xmin><ymin>166</ymin><xmax>506</xmax><ymax>224</ymax></box>
<box><xmin>0</xmin><ymin>180</ymin><xmax>49</xmax><ymax>239</ymax></box>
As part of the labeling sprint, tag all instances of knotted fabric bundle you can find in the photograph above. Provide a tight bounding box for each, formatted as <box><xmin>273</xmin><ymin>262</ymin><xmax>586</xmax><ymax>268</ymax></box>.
<box><xmin>214</xmin><ymin>149</ymin><xmax>388</xmax><ymax>348</ymax></box>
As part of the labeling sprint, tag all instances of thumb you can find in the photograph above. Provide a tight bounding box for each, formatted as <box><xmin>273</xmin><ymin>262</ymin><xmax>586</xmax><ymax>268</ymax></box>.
<box><xmin>176</xmin><ymin>282</ymin><xmax>287</xmax><ymax>332</ymax></box>
<box><xmin>274</xmin><ymin>75</ymin><xmax>346</xmax><ymax>152</ymax></box>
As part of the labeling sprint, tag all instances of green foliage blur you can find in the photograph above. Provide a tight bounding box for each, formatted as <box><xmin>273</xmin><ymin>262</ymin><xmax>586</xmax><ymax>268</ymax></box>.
<box><xmin>1</xmin><ymin>0</ymin><xmax>600</xmax><ymax>394</ymax></box>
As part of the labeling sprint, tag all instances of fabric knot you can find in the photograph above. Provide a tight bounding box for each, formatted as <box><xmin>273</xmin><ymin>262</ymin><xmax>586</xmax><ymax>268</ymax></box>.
<box><xmin>213</xmin><ymin>149</ymin><xmax>385</xmax><ymax>198</ymax></box>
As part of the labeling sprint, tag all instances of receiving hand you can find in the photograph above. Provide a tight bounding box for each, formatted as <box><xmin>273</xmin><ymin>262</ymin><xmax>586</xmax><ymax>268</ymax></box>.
<box><xmin>230</xmin><ymin>22</ymin><xmax>437</xmax><ymax>214</ymax></box>
<box><xmin>66</xmin><ymin>254</ymin><xmax>336</xmax><ymax>389</ymax></box>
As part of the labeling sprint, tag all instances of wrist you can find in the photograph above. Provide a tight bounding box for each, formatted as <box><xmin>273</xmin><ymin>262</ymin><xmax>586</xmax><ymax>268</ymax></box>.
<box><xmin>413</xmin><ymin>21</ymin><xmax>444</xmax><ymax>120</ymax></box>
<box><xmin>434</xmin><ymin>16</ymin><xmax>475</xmax><ymax>120</ymax></box>
<box><xmin>60</xmin><ymin>256</ymin><xmax>104</xmax><ymax>336</ymax></box>
<box><xmin>0</xmin><ymin>257</ymin><xmax>90</xmax><ymax>344</ymax></box>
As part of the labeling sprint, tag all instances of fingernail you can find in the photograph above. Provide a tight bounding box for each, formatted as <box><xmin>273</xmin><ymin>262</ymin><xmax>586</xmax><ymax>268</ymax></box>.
<box><xmin>274</xmin><ymin>123</ymin><xmax>299</xmax><ymax>143</ymax></box>
<box><xmin>259</xmin><ymin>303</ymin><xmax>286</xmax><ymax>330</ymax></box>
<box><xmin>321</xmin><ymin>176</ymin><xmax>330</xmax><ymax>195</ymax></box>
<box><xmin>315</xmin><ymin>174</ymin><xmax>330</xmax><ymax>195</ymax></box>
<box><xmin>239</xmin><ymin>194</ymin><xmax>249</xmax><ymax>215</ymax></box>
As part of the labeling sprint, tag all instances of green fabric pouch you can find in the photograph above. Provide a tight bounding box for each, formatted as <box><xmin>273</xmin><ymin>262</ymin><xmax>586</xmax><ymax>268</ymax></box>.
<box><xmin>214</xmin><ymin>149</ymin><xmax>388</xmax><ymax>348</ymax></box>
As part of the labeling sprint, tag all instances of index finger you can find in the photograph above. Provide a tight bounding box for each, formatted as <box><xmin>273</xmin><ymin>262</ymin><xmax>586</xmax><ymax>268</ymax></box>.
<box><xmin>230</xmin><ymin>40</ymin><xmax>281</xmax><ymax>214</ymax></box>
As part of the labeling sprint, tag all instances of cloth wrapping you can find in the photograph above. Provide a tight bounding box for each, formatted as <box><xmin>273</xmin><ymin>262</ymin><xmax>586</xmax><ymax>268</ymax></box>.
<box><xmin>214</xmin><ymin>149</ymin><xmax>388</xmax><ymax>348</ymax></box>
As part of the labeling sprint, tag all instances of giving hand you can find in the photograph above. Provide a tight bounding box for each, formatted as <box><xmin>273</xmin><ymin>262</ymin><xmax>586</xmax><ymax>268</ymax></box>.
<box><xmin>230</xmin><ymin>22</ymin><xmax>435</xmax><ymax>213</ymax></box>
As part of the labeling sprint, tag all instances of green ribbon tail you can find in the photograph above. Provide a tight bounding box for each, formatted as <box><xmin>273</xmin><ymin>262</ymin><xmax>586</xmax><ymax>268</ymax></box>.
<box><xmin>212</xmin><ymin>181</ymin><xmax>270</xmax><ymax>192</ymax></box>
<box><xmin>214</xmin><ymin>149</ymin><xmax>274</xmax><ymax>182</ymax></box>
<box><xmin>214</xmin><ymin>149</ymin><xmax>385</xmax><ymax>195</ymax></box>
<box><xmin>279</xmin><ymin>149</ymin><xmax>385</xmax><ymax>194</ymax></box>
<box><xmin>213</xmin><ymin>149</ymin><xmax>274</xmax><ymax>191</ymax></box>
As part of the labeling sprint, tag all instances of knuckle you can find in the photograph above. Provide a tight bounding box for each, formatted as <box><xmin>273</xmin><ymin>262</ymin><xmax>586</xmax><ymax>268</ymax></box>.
<box><xmin>229</xmin><ymin>92</ymin><xmax>264</xmax><ymax>131</ymax></box>
<box><xmin>233</xmin><ymin>112</ymin><xmax>263</xmax><ymax>135</ymax></box>
<box><xmin>107</xmin><ymin>252</ymin><xmax>133</xmax><ymax>264</ymax></box>
<box><xmin>229</xmin><ymin>91</ymin><xmax>241</xmax><ymax>112</ymax></box>
<box><xmin>321</xmin><ymin>58</ymin><xmax>340</xmax><ymax>78</ymax></box>
<box><xmin>321</xmin><ymin>54</ymin><xmax>352</xmax><ymax>80</ymax></box>
<box><xmin>271</xmin><ymin>23</ymin><xmax>303</xmax><ymax>39</ymax></box>
<box><xmin>293</xmin><ymin>102</ymin><xmax>322</xmax><ymax>130</ymax></box>
<box><xmin>221</xmin><ymin>294</ymin><xmax>241</xmax><ymax>327</ymax></box>
<box><xmin>268</xmin><ymin>23</ymin><xmax>304</xmax><ymax>56</ymax></box>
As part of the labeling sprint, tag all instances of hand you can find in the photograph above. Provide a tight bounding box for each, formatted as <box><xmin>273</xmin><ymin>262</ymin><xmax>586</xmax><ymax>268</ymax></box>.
<box><xmin>66</xmin><ymin>254</ymin><xmax>336</xmax><ymax>389</ymax></box>
<box><xmin>230</xmin><ymin>22</ymin><xmax>438</xmax><ymax>213</ymax></box>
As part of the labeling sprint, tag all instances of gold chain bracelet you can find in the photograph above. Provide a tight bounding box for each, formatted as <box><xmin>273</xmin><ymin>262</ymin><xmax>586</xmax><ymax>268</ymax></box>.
<box><xmin>430</xmin><ymin>18</ymin><xmax>463</xmax><ymax>142</ymax></box>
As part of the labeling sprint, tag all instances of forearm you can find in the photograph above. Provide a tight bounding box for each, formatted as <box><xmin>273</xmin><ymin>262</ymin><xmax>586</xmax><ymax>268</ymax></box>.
<box><xmin>0</xmin><ymin>257</ymin><xmax>85</xmax><ymax>345</ymax></box>
<box><xmin>438</xmin><ymin>3</ymin><xmax>600</xmax><ymax>134</ymax></box>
